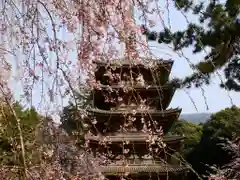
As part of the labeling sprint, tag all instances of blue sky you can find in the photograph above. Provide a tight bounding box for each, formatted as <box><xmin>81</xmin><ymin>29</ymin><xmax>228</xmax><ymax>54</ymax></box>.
<box><xmin>136</xmin><ymin>2</ymin><xmax>240</xmax><ymax>113</ymax></box>
<box><xmin>10</xmin><ymin>1</ymin><xmax>240</xmax><ymax>115</ymax></box>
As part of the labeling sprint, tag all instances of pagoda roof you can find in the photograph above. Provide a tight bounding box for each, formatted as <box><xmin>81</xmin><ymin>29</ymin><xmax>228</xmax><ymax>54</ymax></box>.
<box><xmin>96</xmin><ymin>83</ymin><xmax>176</xmax><ymax>91</ymax></box>
<box><xmin>93</xmin><ymin>57</ymin><xmax>173</xmax><ymax>68</ymax></box>
<box><xmin>85</xmin><ymin>133</ymin><xmax>184</xmax><ymax>144</ymax></box>
<box><xmin>87</xmin><ymin>108</ymin><xmax>181</xmax><ymax>117</ymax></box>
<box><xmin>99</xmin><ymin>163</ymin><xmax>189</xmax><ymax>175</ymax></box>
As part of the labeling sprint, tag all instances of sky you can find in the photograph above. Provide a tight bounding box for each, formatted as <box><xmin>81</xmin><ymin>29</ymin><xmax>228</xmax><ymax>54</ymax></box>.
<box><xmin>139</xmin><ymin>1</ymin><xmax>240</xmax><ymax>113</ymax></box>
<box><xmin>136</xmin><ymin>2</ymin><xmax>240</xmax><ymax>114</ymax></box>
<box><xmin>9</xmin><ymin>1</ymin><xmax>240</xmax><ymax>116</ymax></box>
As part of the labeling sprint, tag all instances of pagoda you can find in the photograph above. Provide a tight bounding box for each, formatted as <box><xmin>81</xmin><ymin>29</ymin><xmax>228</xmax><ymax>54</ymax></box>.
<box><xmin>85</xmin><ymin>57</ymin><xmax>189</xmax><ymax>180</ymax></box>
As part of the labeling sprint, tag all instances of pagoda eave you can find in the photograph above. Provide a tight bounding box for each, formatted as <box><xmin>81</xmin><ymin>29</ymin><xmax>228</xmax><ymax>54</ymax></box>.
<box><xmin>93</xmin><ymin>58</ymin><xmax>174</xmax><ymax>68</ymax></box>
<box><xmin>96</xmin><ymin>84</ymin><xmax>175</xmax><ymax>90</ymax></box>
<box><xmin>86</xmin><ymin>134</ymin><xmax>184</xmax><ymax>156</ymax></box>
<box><xmin>85</xmin><ymin>134</ymin><xmax>184</xmax><ymax>144</ymax></box>
<box><xmin>86</xmin><ymin>108</ymin><xmax>181</xmax><ymax>134</ymax></box>
<box><xmin>87</xmin><ymin>108</ymin><xmax>182</xmax><ymax>117</ymax></box>
<box><xmin>100</xmin><ymin>164</ymin><xmax>189</xmax><ymax>175</ymax></box>
<box><xmin>93</xmin><ymin>84</ymin><xmax>176</xmax><ymax>110</ymax></box>
<box><xmin>94</xmin><ymin>57</ymin><xmax>174</xmax><ymax>86</ymax></box>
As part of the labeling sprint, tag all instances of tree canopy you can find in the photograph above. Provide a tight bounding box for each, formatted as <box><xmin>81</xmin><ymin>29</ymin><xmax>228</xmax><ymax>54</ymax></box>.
<box><xmin>169</xmin><ymin>120</ymin><xmax>203</xmax><ymax>156</ymax></box>
<box><xmin>60</xmin><ymin>88</ymin><xmax>92</xmax><ymax>146</ymax></box>
<box><xmin>143</xmin><ymin>0</ymin><xmax>240</xmax><ymax>91</ymax></box>
<box><xmin>0</xmin><ymin>101</ymin><xmax>41</xmax><ymax>166</ymax></box>
<box><xmin>168</xmin><ymin>107</ymin><xmax>240</xmax><ymax>179</ymax></box>
<box><xmin>186</xmin><ymin>106</ymin><xmax>240</xmax><ymax>179</ymax></box>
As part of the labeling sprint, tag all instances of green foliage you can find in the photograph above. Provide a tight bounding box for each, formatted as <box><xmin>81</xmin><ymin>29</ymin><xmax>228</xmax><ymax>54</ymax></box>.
<box><xmin>186</xmin><ymin>106</ymin><xmax>240</xmax><ymax>179</ymax></box>
<box><xmin>60</xmin><ymin>88</ymin><xmax>92</xmax><ymax>145</ymax></box>
<box><xmin>144</xmin><ymin>0</ymin><xmax>240</xmax><ymax>91</ymax></box>
<box><xmin>169</xmin><ymin>120</ymin><xmax>203</xmax><ymax>156</ymax></box>
<box><xmin>60</xmin><ymin>102</ymin><xmax>83</xmax><ymax>135</ymax></box>
<box><xmin>0</xmin><ymin>101</ymin><xmax>42</xmax><ymax>166</ymax></box>
<box><xmin>202</xmin><ymin>105</ymin><xmax>240</xmax><ymax>138</ymax></box>
<box><xmin>60</xmin><ymin>102</ymin><xmax>87</xmax><ymax>146</ymax></box>
<box><xmin>168</xmin><ymin>107</ymin><xmax>240</xmax><ymax>179</ymax></box>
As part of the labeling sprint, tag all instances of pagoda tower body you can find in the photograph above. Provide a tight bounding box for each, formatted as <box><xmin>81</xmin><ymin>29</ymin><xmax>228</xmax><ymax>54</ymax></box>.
<box><xmin>86</xmin><ymin>57</ymin><xmax>189</xmax><ymax>180</ymax></box>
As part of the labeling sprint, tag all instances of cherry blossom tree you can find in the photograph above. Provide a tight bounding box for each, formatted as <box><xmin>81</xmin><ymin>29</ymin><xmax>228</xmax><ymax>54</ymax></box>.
<box><xmin>1</xmin><ymin>0</ymin><xmax>157</xmax><ymax>108</ymax></box>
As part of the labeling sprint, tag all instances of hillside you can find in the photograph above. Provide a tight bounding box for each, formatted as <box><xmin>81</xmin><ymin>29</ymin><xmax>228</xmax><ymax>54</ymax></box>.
<box><xmin>180</xmin><ymin>113</ymin><xmax>212</xmax><ymax>124</ymax></box>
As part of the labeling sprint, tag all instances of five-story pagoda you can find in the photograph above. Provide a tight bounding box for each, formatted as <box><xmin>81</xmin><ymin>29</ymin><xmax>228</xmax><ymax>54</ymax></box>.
<box><xmin>85</xmin><ymin>57</ymin><xmax>189</xmax><ymax>180</ymax></box>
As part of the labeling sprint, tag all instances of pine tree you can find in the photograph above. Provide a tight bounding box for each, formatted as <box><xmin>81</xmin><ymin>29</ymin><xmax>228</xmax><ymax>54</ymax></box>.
<box><xmin>143</xmin><ymin>0</ymin><xmax>240</xmax><ymax>91</ymax></box>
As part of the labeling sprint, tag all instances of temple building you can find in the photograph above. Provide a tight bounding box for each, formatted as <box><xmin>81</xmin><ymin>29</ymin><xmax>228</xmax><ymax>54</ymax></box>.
<box><xmin>85</xmin><ymin>57</ymin><xmax>189</xmax><ymax>179</ymax></box>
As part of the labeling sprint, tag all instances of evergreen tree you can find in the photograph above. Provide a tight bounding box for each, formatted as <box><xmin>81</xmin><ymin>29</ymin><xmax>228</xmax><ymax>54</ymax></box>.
<box><xmin>169</xmin><ymin>120</ymin><xmax>203</xmax><ymax>156</ymax></box>
<box><xmin>0</xmin><ymin>101</ymin><xmax>41</xmax><ymax>166</ymax></box>
<box><xmin>60</xmin><ymin>87</ymin><xmax>92</xmax><ymax>145</ymax></box>
<box><xmin>143</xmin><ymin>0</ymin><xmax>240</xmax><ymax>91</ymax></box>
<box><xmin>187</xmin><ymin>106</ymin><xmax>240</xmax><ymax>179</ymax></box>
